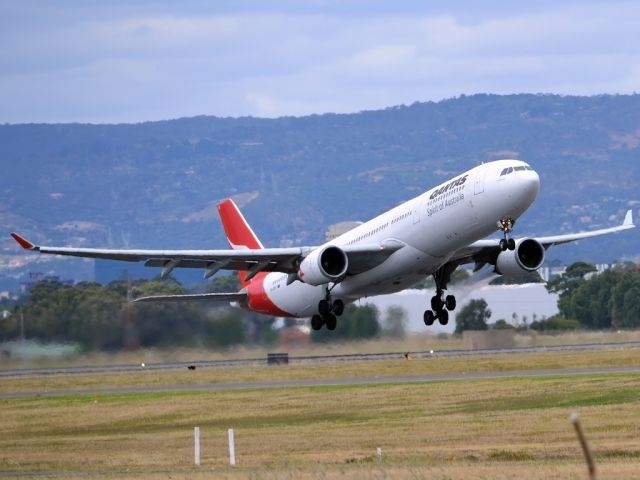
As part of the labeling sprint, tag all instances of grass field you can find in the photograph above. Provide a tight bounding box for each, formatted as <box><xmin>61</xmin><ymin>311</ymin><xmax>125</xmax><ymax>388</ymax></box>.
<box><xmin>4</xmin><ymin>329</ymin><xmax>640</xmax><ymax>369</ymax></box>
<box><xmin>1</xmin><ymin>348</ymin><xmax>640</xmax><ymax>479</ymax></box>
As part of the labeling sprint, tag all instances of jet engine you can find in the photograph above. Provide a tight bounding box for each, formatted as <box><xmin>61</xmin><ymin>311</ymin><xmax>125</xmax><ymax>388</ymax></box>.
<box><xmin>495</xmin><ymin>238</ymin><xmax>545</xmax><ymax>276</ymax></box>
<box><xmin>298</xmin><ymin>245</ymin><xmax>348</xmax><ymax>286</ymax></box>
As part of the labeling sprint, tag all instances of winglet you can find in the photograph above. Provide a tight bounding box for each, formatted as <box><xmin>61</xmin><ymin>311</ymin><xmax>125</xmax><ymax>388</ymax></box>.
<box><xmin>10</xmin><ymin>232</ymin><xmax>36</xmax><ymax>250</ymax></box>
<box><xmin>623</xmin><ymin>209</ymin><xmax>634</xmax><ymax>227</ymax></box>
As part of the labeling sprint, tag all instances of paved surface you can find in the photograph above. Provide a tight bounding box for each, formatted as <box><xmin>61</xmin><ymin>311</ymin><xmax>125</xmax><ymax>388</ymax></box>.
<box><xmin>2</xmin><ymin>365</ymin><xmax>639</xmax><ymax>399</ymax></box>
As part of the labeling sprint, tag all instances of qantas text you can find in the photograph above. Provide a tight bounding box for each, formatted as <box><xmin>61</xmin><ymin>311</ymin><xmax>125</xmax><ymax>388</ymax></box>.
<box><xmin>429</xmin><ymin>174</ymin><xmax>469</xmax><ymax>200</ymax></box>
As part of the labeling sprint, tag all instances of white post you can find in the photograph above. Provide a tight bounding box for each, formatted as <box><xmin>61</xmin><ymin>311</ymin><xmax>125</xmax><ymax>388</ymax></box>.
<box><xmin>194</xmin><ymin>427</ymin><xmax>200</xmax><ymax>466</ymax></box>
<box><xmin>376</xmin><ymin>447</ymin><xmax>382</xmax><ymax>462</ymax></box>
<box><xmin>228</xmin><ymin>428</ymin><xmax>236</xmax><ymax>466</ymax></box>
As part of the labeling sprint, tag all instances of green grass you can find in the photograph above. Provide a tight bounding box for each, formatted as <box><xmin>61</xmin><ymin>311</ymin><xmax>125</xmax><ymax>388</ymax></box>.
<box><xmin>3</xmin><ymin>347</ymin><xmax>640</xmax><ymax>396</ymax></box>
<box><xmin>2</xmin><ymin>351</ymin><xmax>640</xmax><ymax>479</ymax></box>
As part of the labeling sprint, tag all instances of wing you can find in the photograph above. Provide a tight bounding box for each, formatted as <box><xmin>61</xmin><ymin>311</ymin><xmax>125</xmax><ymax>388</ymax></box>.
<box><xmin>534</xmin><ymin>209</ymin><xmax>635</xmax><ymax>247</ymax></box>
<box><xmin>11</xmin><ymin>232</ymin><xmax>307</xmax><ymax>278</ymax></box>
<box><xmin>450</xmin><ymin>209</ymin><xmax>635</xmax><ymax>270</ymax></box>
<box><xmin>342</xmin><ymin>239</ymin><xmax>405</xmax><ymax>274</ymax></box>
<box><xmin>10</xmin><ymin>233</ymin><xmax>404</xmax><ymax>280</ymax></box>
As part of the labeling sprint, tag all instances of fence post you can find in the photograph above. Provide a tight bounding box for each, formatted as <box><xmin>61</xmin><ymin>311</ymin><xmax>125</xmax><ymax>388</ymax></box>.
<box><xmin>228</xmin><ymin>428</ymin><xmax>236</xmax><ymax>466</ymax></box>
<box><xmin>194</xmin><ymin>427</ymin><xmax>200</xmax><ymax>466</ymax></box>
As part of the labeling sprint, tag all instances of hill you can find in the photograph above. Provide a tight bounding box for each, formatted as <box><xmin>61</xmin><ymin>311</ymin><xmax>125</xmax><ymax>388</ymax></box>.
<box><xmin>1</xmin><ymin>94</ymin><xmax>639</xmax><ymax>289</ymax></box>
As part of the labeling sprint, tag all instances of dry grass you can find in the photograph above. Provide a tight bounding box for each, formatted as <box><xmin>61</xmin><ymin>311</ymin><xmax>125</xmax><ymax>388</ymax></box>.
<box><xmin>4</xmin><ymin>329</ymin><xmax>640</xmax><ymax>370</ymax></box>
<box><xmin>1</xmin><ymin>347</ymin><xmax>639</xmax><ymax>395</ymax></box>
<box><xmin>1</xmin><ymin>350</ymin><xmax>640</xmax><ymax>478</ymax></box>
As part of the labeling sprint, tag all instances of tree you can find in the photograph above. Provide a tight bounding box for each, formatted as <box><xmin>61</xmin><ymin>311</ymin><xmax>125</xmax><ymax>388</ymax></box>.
<box><xmin>455</xmin><ymin>299</ymin><xmax>491</xmax><ymax>334</ymax></box>
<box><xmin>203</xmin><ymin>309</ymin><xmax>246</xmax><ymax>348</ymax></box>
<box><xmin>67</xmin><ymin>282</ymin><xmax>123</xmax><ymax>350</ymax></box>
<box><xmin>546</xmin><ymin>261</ymin><xmax>597</xmax><ymax>318</ymax></box>
<box><xmin>206</xmin><ymin>274</ymin><xmax>241</xmax><ymax>293</ymax></box>
<box><xmin>492</xmin><ymin>319</ymin><xmax>514</xmax><ymax>330</ymax></box>
<box><xmin>530</xmin><ymin>315</ymin><xmax>580</xmax><ymax>331</ymax></box>
<box><xmin>620</xmin><ymin>285</ymin><xmax>640</xmax><ymax>328</ymax></box>
<box><xmin>546</xmin><ymin>264</ymin><xmax>640</xmax><ymax>330</ymax></box>
<box><xmin>17</xmin><ymin>278</ymin><xmax>234</xmax><ymax>351</ymax></box>
<box><xmin>311</xmin><ymin>304</ymin><xmax>380</xmax><ymax>343</ymax></box>
<box><xmin>382</xmin><ymin>305</ymin><xmax>407</xmax><ymax>338</ymax></box>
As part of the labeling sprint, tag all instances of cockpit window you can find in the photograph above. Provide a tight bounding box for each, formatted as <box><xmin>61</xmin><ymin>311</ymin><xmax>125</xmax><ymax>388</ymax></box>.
<box><xmin>501</xmin><ymin>165</ymin><xmax>534</xmax><ymax>176</ymax></box>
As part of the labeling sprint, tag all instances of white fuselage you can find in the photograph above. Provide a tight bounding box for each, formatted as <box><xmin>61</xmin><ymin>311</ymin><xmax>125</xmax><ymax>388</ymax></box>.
<box><xmin>259</xmin><ymin>160</ymin><xmax>540</xmax><ymax>318</ymax></box>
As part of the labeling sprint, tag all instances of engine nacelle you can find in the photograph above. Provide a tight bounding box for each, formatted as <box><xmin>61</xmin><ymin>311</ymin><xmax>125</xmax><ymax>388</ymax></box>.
<box><xmin>298</xmin><ymin>245</ymin><xmax>348</xmax><ymax>286</ymax></box>
<box><xmin>495</xmin><ymin>238</ymin><xmax>545</xmax><ymax>276</ymax></box>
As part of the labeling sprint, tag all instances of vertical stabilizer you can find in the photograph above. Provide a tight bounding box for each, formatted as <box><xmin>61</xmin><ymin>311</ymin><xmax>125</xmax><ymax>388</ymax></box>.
<box><xmin>217</xmin><ymin>199</ymin><xmax>264</xmax><ymax>286</ymax></box>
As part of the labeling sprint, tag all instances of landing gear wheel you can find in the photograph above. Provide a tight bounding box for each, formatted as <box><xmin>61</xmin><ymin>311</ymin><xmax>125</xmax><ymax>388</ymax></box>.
<box><xmin>332</xmin><ymin>299</ymin><xmax>344</xmax><ymax>316</ymax></box>
<box><xmin>311</xmin><ymin>314</ymin><xmax>324</xmax><ymax>331</ymax></box>
<box><xmin>445</xmin><ymin>295</ymin><xmax>456</xmax><ymax>311</ymax></box>
<box><xmin>498</xmin><ymin>217</ymin><xmax>516</xmax><ymax>252</ymax></box>
<box><xmin>424</xmin><ymin>310</ymin><xmax>436</xmax><ymax>326</ymax></box>
<box><xmin>425</xmin><ymin>263</ymin><xmax>458</xmax><ymax>329</ymax></box>
<box><xmin>324</xmin><ymin>314</ymin><xmax>337</xmax><ymax>331</ymax></box>
<box><xmin>318</xmin><ymin>299</ymin><xmax>331</xmax><ymax>315</ymax></box>
<box><xmin>431</xmin><ymin>295</ymin><xmax>443</xmax><ymax>311</ymax></box>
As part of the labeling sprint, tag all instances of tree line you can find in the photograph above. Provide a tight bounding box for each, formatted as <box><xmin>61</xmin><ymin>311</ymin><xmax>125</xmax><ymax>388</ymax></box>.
<box><xmin>0</xmin><ymin>278</ymin><xmax>250</xmax><ymax>350</ymax></box>
<box><xmin>0</xmin><ymin>276</ymin><xmax>407</xmax><ymax>351</ymax></box>
<box><xmin>454</xmin><ymin>262</ymin><xmax>640</xmax><ymax>333</ymax></box>
<box><xmin>543</xmin><ymin>261</ymin><xmax>640</xmax><ymax>330</ymax></box>
<box><xmin>5</xmin><ymin>260</ymin><xmax>635</xmax><ymax>350</ymax></box>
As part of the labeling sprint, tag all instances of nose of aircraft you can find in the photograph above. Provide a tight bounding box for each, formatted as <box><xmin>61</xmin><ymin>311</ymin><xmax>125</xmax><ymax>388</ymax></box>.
<box><xmin>520</xmin><ymin>168</ymin><xmax>540</xmax><ymax>204</ymax></box>
<box><xmin>491</xmin><ymin>163</ymin><xmax>541</xmax><ymax>218</ymax></box>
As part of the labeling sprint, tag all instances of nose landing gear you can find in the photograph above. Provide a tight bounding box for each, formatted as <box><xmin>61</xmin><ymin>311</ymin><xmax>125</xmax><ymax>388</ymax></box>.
<box><xmin>498</xmin><ymin>218</ymin><xmax>516</xmax><ymax>251</ymax></box>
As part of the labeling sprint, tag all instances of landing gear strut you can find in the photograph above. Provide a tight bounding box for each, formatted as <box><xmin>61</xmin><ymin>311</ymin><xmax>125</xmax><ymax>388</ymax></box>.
<box><xmin>311</xmin><ymin>284</ymin><xmax>345</xmax><ymax>331</ymax></box>
<box><xmin>423</xmin><ymin>264</ymin><xmax>458</xmax><ymax>327</ymax></box>
<box><xmin>498</xmin><ymin>217</ymin><xmax>516</xmax><ymax>251</ymax></box>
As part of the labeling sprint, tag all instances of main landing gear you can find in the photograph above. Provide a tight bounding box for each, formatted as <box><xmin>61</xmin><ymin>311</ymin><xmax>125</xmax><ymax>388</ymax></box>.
<box><xmin>498</xmin><ymin>217</ymin><xmax>516</xmax><ymax>251</ymax></box>
<box><xmin>423</xmin><ymin>265</ymin><xmax>457</xmax><ymax>327</ymax></box>
<box><xmin>311</xmin><ymin>285</ymin><xmax>345</xmax><ymax>331</ymax></box>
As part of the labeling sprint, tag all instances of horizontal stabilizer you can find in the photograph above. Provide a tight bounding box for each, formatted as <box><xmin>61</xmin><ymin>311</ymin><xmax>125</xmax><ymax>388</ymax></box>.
<box><xmin>132</xmin><ymin>292</ymin><xmax>247</xmax><ymax>303</ymax></box>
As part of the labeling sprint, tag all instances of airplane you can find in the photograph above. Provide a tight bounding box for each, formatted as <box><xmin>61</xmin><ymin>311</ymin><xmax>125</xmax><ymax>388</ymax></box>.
<box><xmin>11</xmin><ymin>159</ymin><xmax>635</xmax><ymax>331</ymax></box>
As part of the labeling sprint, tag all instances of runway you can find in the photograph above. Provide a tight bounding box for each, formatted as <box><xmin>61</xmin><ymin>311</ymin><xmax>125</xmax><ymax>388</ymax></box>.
<box><xmin>2</xmin><ymin>365</ymin><xmax>639</xmax><ymax>399</ymax></box>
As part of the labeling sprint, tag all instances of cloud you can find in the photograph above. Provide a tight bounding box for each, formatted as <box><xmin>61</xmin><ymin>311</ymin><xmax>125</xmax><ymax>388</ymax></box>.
<box><xmin>0</xmin><ymin>1</ymin><xmax>639</xmax><ymax>123</ymax></box>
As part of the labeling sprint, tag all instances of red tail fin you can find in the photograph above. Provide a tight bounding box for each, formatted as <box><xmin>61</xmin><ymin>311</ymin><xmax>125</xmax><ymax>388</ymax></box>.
<box><xmin>217</xmin><ymin>198</ymin><xmax>264</xmax><ymax>286</ymax></box>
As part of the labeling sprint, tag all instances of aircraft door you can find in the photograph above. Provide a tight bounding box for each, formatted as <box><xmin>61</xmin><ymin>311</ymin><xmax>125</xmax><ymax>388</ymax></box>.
<box><xmin>474</xmin><ymin>169</ymin><xmax>485</xmax><ymax>195</ymax></box>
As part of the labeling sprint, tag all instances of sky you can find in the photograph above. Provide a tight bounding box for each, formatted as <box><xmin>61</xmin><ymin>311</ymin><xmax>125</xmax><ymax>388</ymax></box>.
<box><xmin>1</xmin><ymin>0</ymin><xmax>639</xmax><ymax>124</ymax></box>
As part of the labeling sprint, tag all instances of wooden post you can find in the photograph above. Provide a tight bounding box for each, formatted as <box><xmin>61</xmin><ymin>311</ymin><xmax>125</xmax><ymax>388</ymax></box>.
<box><xmin>194</xmin><ymin>427</ymin><xmax>200</xmax><ymax>466</ymax></box>
<box><xmin>570</xmin><ymin>413</ymin><xmax>596</xmax><ymax>480</ymax></box>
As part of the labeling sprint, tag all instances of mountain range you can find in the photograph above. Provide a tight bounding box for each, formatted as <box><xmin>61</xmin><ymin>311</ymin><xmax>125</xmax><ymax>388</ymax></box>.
<box><xmin>1</xmin><ymin>93</ymin><xmax>639</xmax><ymax>291</ymax></box>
